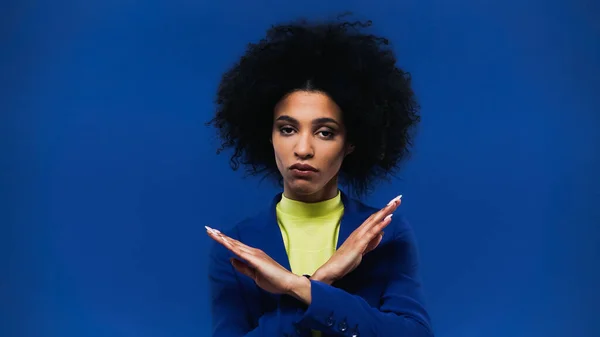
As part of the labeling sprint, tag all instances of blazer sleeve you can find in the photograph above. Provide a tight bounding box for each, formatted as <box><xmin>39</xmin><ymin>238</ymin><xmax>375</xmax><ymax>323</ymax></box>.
<box><xmin>296</xmin><ymin>227</ymin><xmax>434</xmax><ymax>337</ymax></box>
<box><xmin>208</xmin><ymin>235</ymin><xmax>306</xmax><ymax>337</ymax></box>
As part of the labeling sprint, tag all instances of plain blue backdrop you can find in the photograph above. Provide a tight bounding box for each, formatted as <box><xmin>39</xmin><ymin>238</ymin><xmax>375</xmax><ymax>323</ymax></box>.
<box><xmin>2</xmin><ymin>0</ymin><xmax>599</xmax><ymax>336</ymax></box>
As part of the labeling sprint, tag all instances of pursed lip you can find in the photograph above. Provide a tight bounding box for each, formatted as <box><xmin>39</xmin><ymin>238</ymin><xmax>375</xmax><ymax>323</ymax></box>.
<box><xmin>289</xmin><ymin>163</ymin><xmax>318</xmax><ymax>172</ymax></box>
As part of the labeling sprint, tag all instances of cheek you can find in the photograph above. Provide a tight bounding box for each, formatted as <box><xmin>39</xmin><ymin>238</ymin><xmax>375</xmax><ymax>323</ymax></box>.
<box><xmin>271</xmin><ymin>140</ymin><xmax>286</xmax><ymax>170</ymax></box>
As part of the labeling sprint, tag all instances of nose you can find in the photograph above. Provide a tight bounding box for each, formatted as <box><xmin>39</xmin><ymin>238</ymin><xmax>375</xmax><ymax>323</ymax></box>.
<box><xmin>294</xmin><ymin>133</ymin><xmax>314</xmax><ymax>159</ymax></box>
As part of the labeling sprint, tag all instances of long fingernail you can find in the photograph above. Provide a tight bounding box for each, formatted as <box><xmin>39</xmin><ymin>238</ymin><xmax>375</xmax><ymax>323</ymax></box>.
<box><xmin>205</xmin><ymin>226</ymin><xmax>220</xmax><ymax>235</ymax></box>
<box><xmin>387</xmin><ymin>195</ymin><xmax>402</xmax><ymax>206</ymax></box>
<box><xmin>384</xmin><ymin>214</ymin><xmax>393</xmax><ymax>221</ymax></box>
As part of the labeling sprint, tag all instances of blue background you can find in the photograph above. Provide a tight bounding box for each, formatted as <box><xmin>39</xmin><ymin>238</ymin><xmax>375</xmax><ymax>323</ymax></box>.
<box><xmin>2</xmin><ymin>0</ymin><xmax>599</xmax><ymax>336</ymax></box>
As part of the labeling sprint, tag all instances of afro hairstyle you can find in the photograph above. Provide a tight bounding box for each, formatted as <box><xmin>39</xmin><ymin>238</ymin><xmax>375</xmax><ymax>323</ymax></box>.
<box><xmin>207</xmin><ymin>17</ymin><xmax>420</xmax><ymax>197</ymax></box>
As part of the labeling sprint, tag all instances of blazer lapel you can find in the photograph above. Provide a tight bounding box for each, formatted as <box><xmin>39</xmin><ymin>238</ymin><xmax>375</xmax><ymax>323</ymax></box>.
<box><xmin>337</xmin><ymin>191</ymin><xmax>373</xmax><ymax>249</ymax></box>
<box><xmin>255</xmin><ymin>192</ymin><xmax>292</xmax><ymax>272</ymax></box>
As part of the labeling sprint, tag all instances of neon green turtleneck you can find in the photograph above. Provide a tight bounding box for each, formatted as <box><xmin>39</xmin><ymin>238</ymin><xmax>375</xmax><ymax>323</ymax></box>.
<box><xmin>276</xmin><ymin>190</ymin><xmax>344</xmax><ymax>337</ymax></box>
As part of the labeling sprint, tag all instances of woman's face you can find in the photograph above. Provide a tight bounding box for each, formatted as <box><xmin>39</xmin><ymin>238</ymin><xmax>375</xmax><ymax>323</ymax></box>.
<box><xmin>272</xmin><ymin>90</ymin><xmax>353</xmax><ymax>202</ymax></box>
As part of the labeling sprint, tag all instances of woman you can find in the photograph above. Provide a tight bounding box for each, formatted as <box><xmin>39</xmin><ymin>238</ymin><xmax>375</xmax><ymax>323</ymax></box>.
<box><xmin>206</xmin><ymin>17</ymin><xmax>433</xmax><ymax>337</ymax></box>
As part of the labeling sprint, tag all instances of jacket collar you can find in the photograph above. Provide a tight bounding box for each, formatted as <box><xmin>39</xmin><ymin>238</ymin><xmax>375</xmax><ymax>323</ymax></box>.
<box><xmin>257</xmin><ymin>190</ymin><xmax>372</xmax><ymax>272</ymax></box>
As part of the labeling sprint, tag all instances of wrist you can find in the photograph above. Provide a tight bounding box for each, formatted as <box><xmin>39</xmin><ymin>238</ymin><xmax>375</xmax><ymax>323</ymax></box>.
<box><xmin>287</xmin><ymin>275</ymin><xmax>312</xmax><ymax>305</ymax></box>
<box><xmin>311</xmin><ymin>269</ymin><xmax>335</xmax><ymax>285</ymax></box>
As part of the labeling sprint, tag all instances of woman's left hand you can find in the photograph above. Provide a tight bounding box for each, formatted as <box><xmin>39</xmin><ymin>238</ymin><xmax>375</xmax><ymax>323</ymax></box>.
<box><xmin>206</xmin><ymin>226</ymin><xmax>307</xmax><ymax>298</ymax></box>
<box><xmin>311</xmin><ymin>195</ymin><xmax>402</xmax><ymax>285</ymax></box>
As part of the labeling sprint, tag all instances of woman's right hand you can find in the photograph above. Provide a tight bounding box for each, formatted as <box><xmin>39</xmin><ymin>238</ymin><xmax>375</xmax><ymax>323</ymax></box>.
<box><xmin>311</xmin><ymin>195</ymin><xmax>402</xmax><ymax>285</ymax></box>
<box><xmin>206</xmin><ymin>226</ymin><xmax>316</xmax><ymax>305</ymax></box>
<box><xmin>206</xmin><ymin>226</ymin><xmax>302</xmax><ymax>296</ymax></box>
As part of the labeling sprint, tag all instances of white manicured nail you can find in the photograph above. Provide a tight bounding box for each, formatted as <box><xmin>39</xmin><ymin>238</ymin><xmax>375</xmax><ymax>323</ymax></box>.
<box><xmin>384</xmin><ymin>214</ymin><xmax>393</xmax><ymax>221</ymax></box>
<box><xmin>387</xmin><ymin>195</ymin><xmax>402</xmax><ymax>206</ymax></box>
<box><xmin>205</xmin><ymin>226</ymin><xmax>219</xmax><ymax>235</ymax></box>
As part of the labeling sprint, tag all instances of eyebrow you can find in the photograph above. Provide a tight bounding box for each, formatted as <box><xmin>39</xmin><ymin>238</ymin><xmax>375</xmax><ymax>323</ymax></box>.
<box><xmin>275</xmin><ymin>115</ymin><xmax>341</xmax><ymax>127</ymax></box>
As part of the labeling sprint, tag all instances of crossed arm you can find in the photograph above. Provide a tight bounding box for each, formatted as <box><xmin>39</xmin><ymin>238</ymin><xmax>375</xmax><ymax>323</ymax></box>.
<box><xmin>207</xmin><ymin>196</ymin><xmax>433</xmax><ymax>336</ymax></box>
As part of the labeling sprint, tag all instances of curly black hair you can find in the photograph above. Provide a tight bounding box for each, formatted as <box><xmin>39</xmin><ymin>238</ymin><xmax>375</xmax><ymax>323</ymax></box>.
<box><xmin>207</xmin><ymin>17</ymin><xmax>420</xmax><ymax>197</ymax></box>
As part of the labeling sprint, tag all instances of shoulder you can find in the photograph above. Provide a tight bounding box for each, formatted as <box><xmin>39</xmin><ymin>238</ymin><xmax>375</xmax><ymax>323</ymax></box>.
<box><xmin>226</xmin><ymin>206</ymin><xmax>272</xmax><ymax>239</ymax></box>
<box><xmin>207</xmin><ymin>204</ymin><xmax>271</xmax><ymax>259</ymax></box>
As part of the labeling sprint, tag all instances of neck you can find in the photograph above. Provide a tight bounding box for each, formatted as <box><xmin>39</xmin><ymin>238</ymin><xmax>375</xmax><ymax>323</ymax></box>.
<box><xmin>283</xmin><ymin>176</ymin><xmax>339</xmax><ymax>203</ymax></box>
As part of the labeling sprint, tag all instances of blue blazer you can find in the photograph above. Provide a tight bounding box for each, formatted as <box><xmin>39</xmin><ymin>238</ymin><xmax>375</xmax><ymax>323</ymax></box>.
<box><xmin>208</xmin><ymin>191</ymin><xmax>433</xmax><ymax>337</ymax></box>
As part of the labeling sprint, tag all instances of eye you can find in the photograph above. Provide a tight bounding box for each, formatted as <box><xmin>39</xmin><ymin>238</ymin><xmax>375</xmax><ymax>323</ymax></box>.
<box><xmin>317</xmin><ymin>130</ymin><xmax>335</xmax><ymax>139</ymax></box>
<box><xmin>280</xmin><ymin>126</ymin><xmax>296</xmax><ymax>135</ymax></box>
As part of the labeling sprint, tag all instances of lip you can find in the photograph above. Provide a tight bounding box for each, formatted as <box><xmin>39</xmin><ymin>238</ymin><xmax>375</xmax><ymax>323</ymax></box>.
<box><xmin>289</xmin><ymin>163</ymin><xmax>318</xmax><ymax>172</ymax></box>
<box><xmin>290</xmin><ymin>168</ymin><xmax>317</xmax><ymax>178</ymax></box>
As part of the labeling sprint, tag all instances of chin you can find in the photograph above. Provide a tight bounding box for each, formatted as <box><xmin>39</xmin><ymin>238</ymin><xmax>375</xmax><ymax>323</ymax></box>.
<box><xmin>286</xmin><ymin>179</ymin><xmax>323</xmax><ymax>196</ymax></box>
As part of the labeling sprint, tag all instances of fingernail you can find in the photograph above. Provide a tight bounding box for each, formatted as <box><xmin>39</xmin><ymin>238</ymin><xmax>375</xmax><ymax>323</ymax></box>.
<box><xmin>387</xmin><ymin>195</ymin><xmax>402</xmax><ymax>206</ymax></box>
<box><xmin>384</xmin><ymin>214</ymin><xmax>393</xmax><ymax>221</ymax></box>
<box><xmin>205</xmin><ymin>226</ymin><xmax>220</xmax><ymax>235</ymax></box>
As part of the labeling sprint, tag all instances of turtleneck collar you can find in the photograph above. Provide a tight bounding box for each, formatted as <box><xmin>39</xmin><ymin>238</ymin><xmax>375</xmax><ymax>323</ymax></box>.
<box><xmin>277</xmin><ymin>190</ymin><xmax>343</xmax><ymax>218</ymax></box>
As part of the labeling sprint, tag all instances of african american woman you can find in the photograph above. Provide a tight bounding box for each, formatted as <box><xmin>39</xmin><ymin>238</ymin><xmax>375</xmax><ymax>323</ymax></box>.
<box><xmin>205</xmin><ymin>17</ymin><xmax>433</xmax><ymax>337</ymax></box>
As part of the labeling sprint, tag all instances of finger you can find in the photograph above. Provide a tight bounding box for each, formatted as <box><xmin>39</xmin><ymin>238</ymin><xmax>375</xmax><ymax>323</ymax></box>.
<box><xmin>210</xmin><ymin>232</ymin><xmax>240</xmax><ymax>254</ymax></box>
<box><xmin>361</xmin><ymin>213</ymin><xmax>393</xmax><ymax>246</ymax></box>
<box><xmin>358</xmin><ymin>196</ymin><xmax>397</xmax><ymax>226</ymax></box>
<box><xmin>206</xmin><ymin>227</ymin><xmax>227</xmax><ymax>244</ymax></box>
<box><xmin>364</xmin><ymin>232</ymin><xmax>384</xmax><ymax>254</ymax></box>
<box><xmin>371</xmin><ymin>213</ymin><xmax>394</xmax><ymax>234</ymax></box>
<box><xmin>206</xmin><ymin>229</ymin><xmax>254</xmax><ymax>263</ymax></box>
<box><xmin>205</xmin><ymin>228</ymin><xmax>236</xmax><ymax>249</ymax></box>
<box><xmin>210</xmin><ymin>230</ymin><xmax>259</xmax><ymax>254</ymax></box>
<box><xmin>231</xmin><ymin>258</ymin><xmax>256</xmax><ymax>280</ymax></box>
<box><xmin>358</xmin><ymin>195</ymin><xmax>402</xmax><ymax>233</ymax></box>
<box><xmin>387</xmin><ymin>194</ymin><xmax>403</xmax><ymax>207</ymax></box>
<box><xmin>215</xmin><ymin>232</ymin><xmax>251</xmax><ymax>251</ymax></box>
<box><xmin>377</xmin><ymin>195</ymin><xmax>402</xmax><ymax>221</ymax></box>
<box><xmin>223</xmin><ymin>236</ymin><xmax>259</xmax><ymax>253</ymax></box>
<box><xmin>205</xmin><ymin>227</ymin><xmax>256</xmax><ymax>255</ymax></box>
<box><xmin>355</xmin><ymin>207</ymin><xmax>398</xmax><ymax>241</ymax></box>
